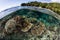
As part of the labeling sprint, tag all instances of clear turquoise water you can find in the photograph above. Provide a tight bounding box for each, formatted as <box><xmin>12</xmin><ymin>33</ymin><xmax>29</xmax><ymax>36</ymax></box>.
<box><xmin>2</xmin><ymin>9</ymin><xmax>60</xmax><ymax>27</ymax></box>
<box><xmin>0</xmin><ymin>8</ymin><xmax>60</xmax><ymax>40</ymax></box>
<box><xmin>12</xmin><ymin>9</ymin><xmax>60</xmax><ymax>27</ymax></box>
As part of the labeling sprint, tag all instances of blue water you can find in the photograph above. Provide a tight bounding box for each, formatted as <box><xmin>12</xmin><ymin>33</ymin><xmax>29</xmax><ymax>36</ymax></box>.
<box><xmin>2</xmin><ymin>9</ymin><xmax>60</xmax><ymax>27</ymax></box>
<box><xmin>0</xmin><ymin>7</ymin><xmax>60</xmax><ymax>40</ymax></box>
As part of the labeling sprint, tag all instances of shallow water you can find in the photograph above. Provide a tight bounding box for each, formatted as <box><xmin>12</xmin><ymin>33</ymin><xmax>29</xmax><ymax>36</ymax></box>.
<box><xmin>2</xmin><ymin>9</ymin><xmax>60</xmax><ymax>27</ymax></box>
<box><xmin>0</xmin><ymin>7</ymin><xmax>60</xmax><ymax>40</ymax></box>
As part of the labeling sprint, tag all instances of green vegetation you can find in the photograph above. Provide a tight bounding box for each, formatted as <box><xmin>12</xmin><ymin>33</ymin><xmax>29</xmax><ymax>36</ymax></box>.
<box><xmin>21</xmin><ymin>1</ymin><xmax>60</xmax><ymax>15</ymax></box>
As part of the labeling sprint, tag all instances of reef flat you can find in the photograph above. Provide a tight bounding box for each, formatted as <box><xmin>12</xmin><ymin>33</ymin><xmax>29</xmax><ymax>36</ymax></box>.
<box><xmin>0</xmin><ymin>7</ymin><xmax>60</xmax><ymax>40</ymax></box>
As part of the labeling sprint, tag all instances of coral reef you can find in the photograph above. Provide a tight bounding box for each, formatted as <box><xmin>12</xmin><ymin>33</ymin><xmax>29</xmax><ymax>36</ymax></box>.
<box><xmin>0</xmin><ymin>9</ymin><xmax>60</xmax><ymax>40</ymax></box>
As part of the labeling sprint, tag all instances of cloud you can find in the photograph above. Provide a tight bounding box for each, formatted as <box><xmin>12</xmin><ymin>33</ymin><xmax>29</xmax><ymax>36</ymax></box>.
<box><xmin>51</xmin><ymin>0</ymin><xmax>60</xmax><ymax>3</ymax></box>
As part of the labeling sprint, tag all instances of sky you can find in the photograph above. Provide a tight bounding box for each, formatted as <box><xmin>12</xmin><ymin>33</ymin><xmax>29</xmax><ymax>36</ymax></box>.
<box><xmin>0</xmin><ymin>0</ymin><xmax>60</xmax><ymax>12</ymax></box>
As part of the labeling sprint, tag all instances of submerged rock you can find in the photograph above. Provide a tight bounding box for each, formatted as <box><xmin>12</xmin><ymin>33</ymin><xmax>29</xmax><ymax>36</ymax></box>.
<box><xmin>30</xmin><ymin>22</ymin><xmax>45</xmax><ymax>36</ymax></box>
<box><xmin>4</xmin><ymin>16</ymin><xmax>21</xmax><ymax>33</ymax></box>
<box><xmin>5</xmin><ymin>18</ymin><xmax>16</xmax><ymax>33</ymax></box>
<box><xmin>21</xmin><ymin>23</ymin><xmax>33</xmax><ymax>32</ymax></box>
